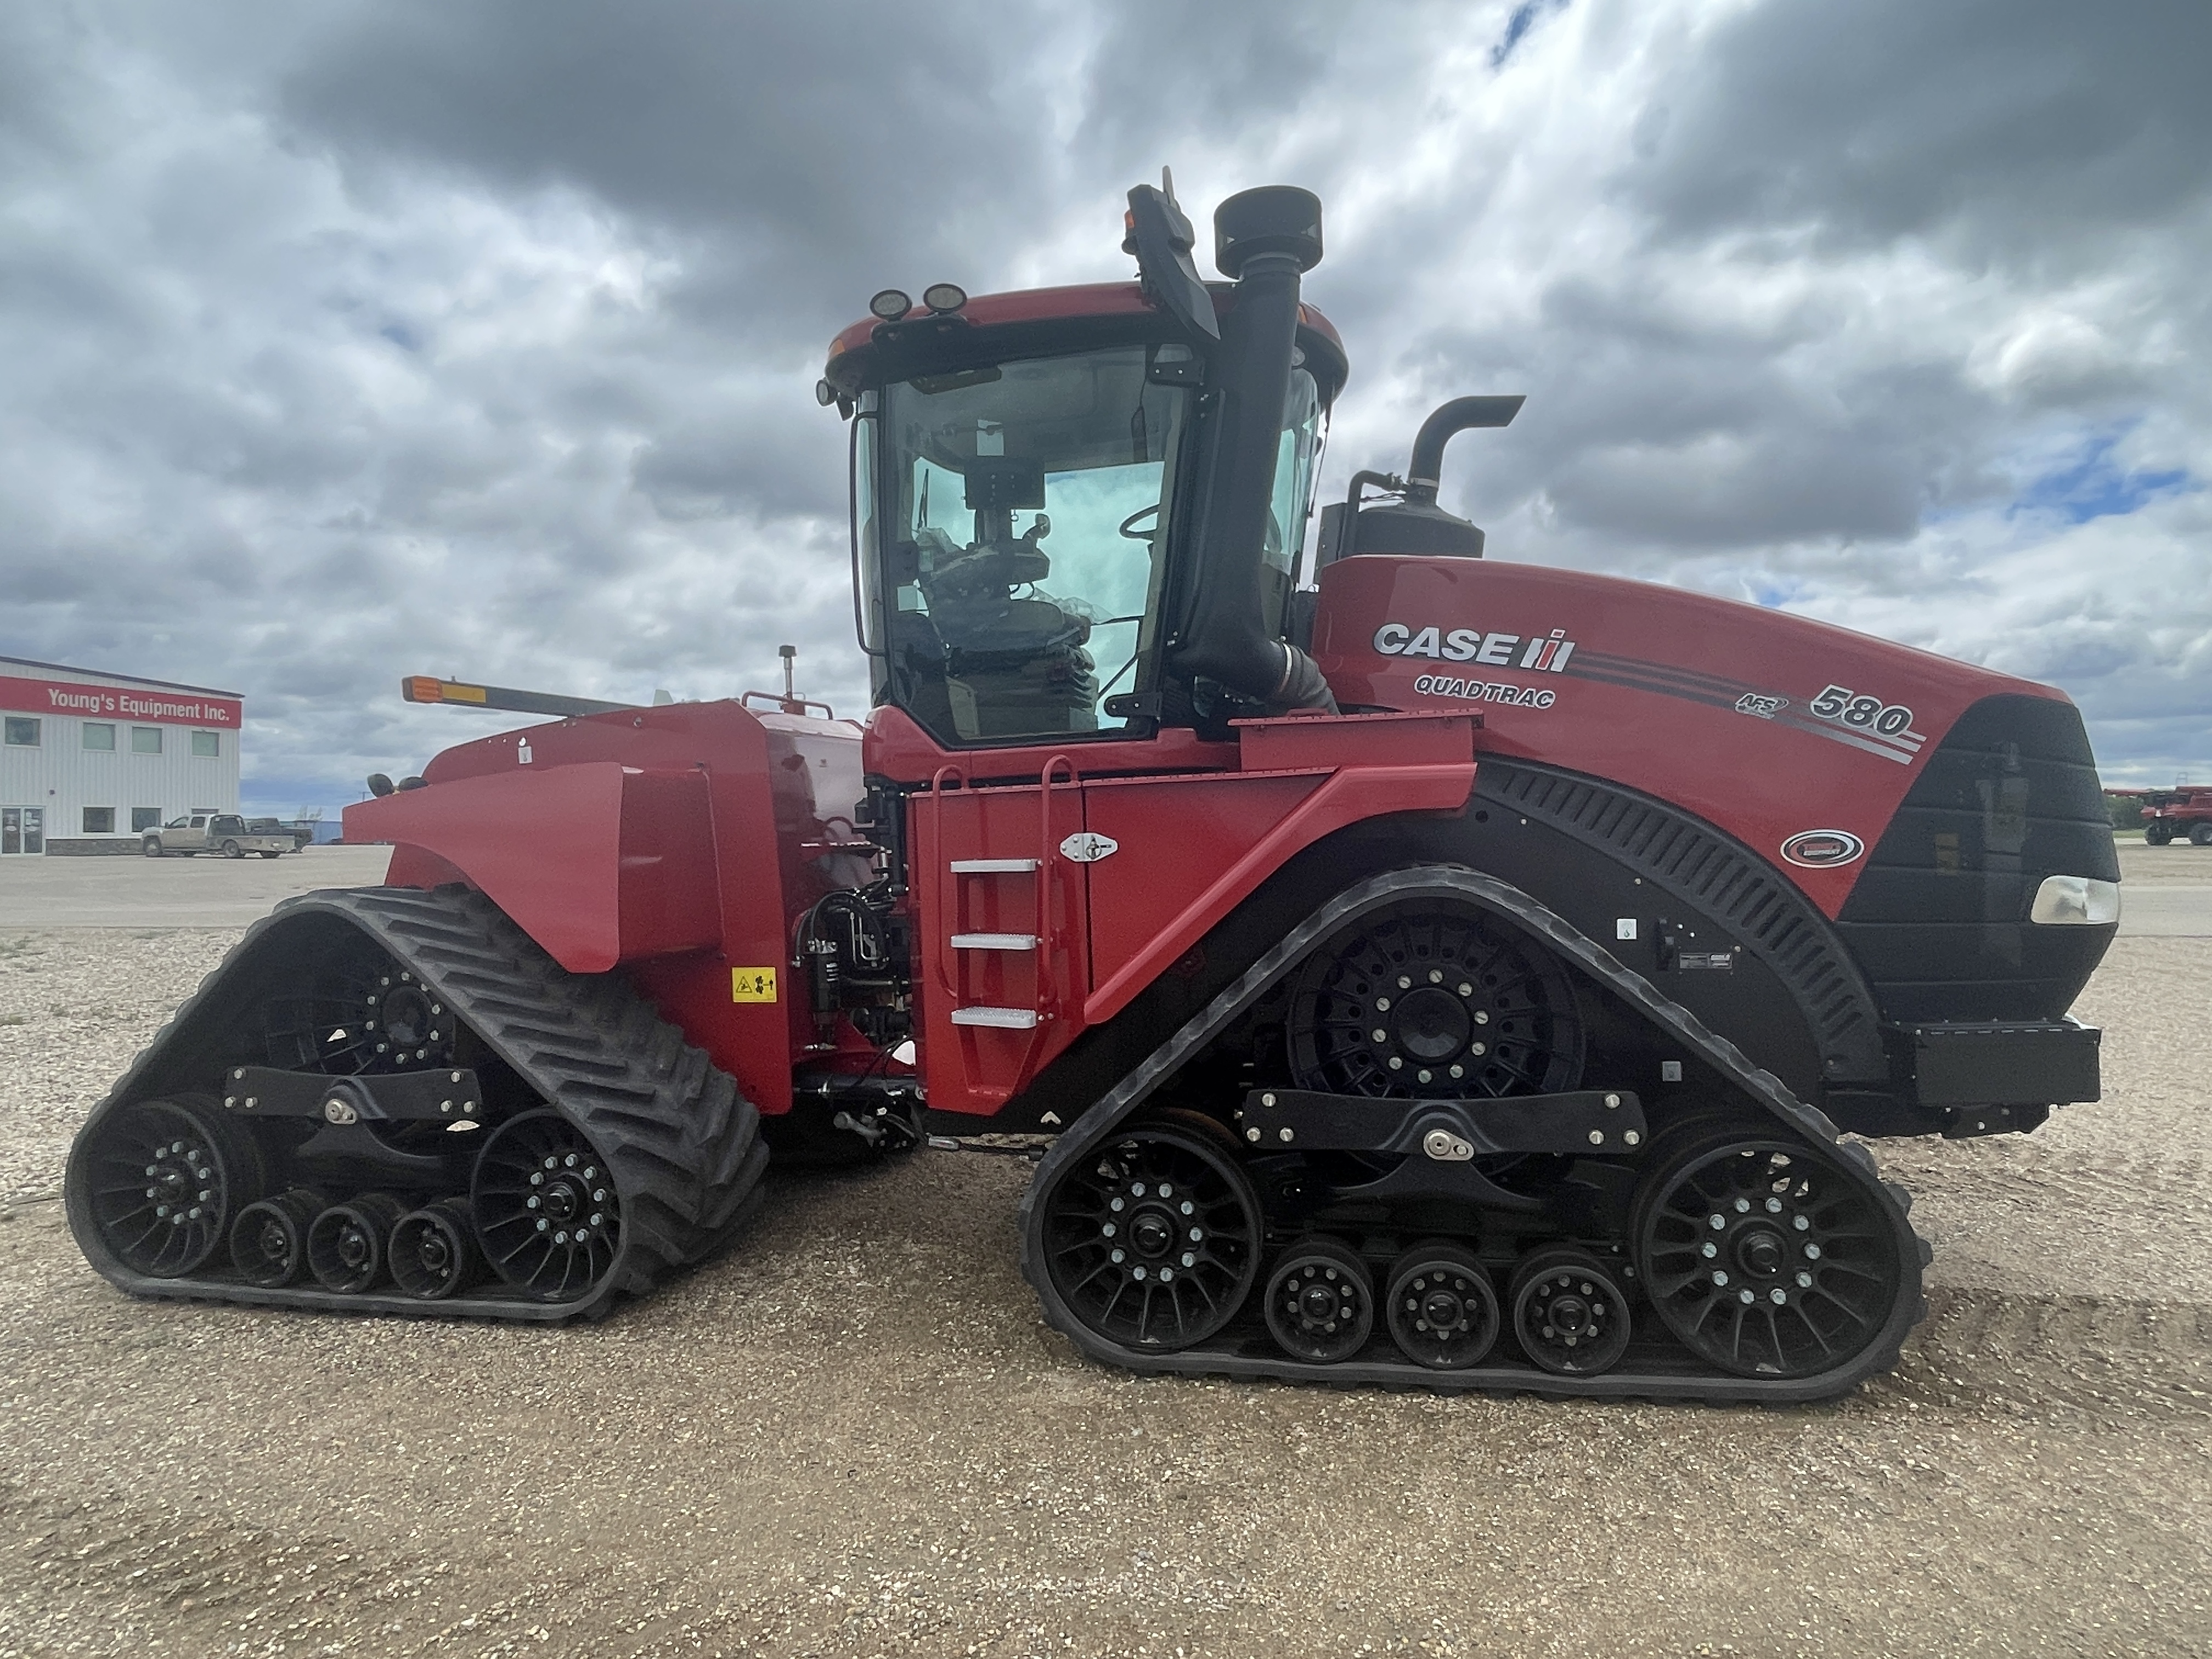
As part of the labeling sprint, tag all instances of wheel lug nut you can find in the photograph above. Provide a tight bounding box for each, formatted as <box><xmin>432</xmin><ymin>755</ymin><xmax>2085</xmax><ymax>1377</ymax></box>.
<box><xmin>1110</xmin><ymin>1198</ymin><xmax>1124</xmax><ymax>1212</ymax></box>
<box><xmin>589</xmin><ymin>1214</ymin><xmax>602</xmax><ymax>1227</ymax></box>
<box><xmin>1375</xmin><ymin>998</ymin><xmax>1391</xmax><ymax>1012</ymax></box>
<box><xmin>1796</xmin><ymin>1272</ymin><xmax>1812</xmax><ymax>1288</ymax></box>
<box><xmin>1709</xmin><ymin>1215</ymin><xmax>1726</xmax><ymax>1231</ymax></box>
<box><xmin>1101</xmin><ymin>1223</ymin><xmax>1116</xmax><ymax>1238</ymax></box>
<box><xmin>1739</xmin><ymin>1289</ymin><xmax>1756</xmax><ymax>1304</ymax></box>
<box><xmin>1370</xmin><ymin>1029</ymin><xmax>1387</xmax><ymax>1043</ymax></box>
<box><xmin>1764</xmin><ymin>1197</ymin><xmax>1782</xmax><ymax>1213</ymax></box>
<box><xmin>1804</xmin><ymin>1244</ymin><xmax>1821</xmax><ymax>1260</ymax></box>
<box><xmin>1181</xmin><ymin>1252</ymin><xmax>1195</xmax><ymax>1268</ymax></box>
<box><xmin>526</xmin><ymin>1197</ymin><xmax>540</xmax><ymax>1210</ymax></box>
<box><xmin>1457</xmin><ymin>983</ymin><xmax>1473</xmax><ymax>997</ymax></box>
<box><xmin>1793</xmin><ymin>1215</ymin><xmax>1809</xmax><ymax>1231</ymax></box>
<box><xmin>1734</xmin><ymin>1198</ymin><xmax>1751</xmax><ymax>1213</ymax></box>
<box><xmin>536</xmin><ymin>1219</ymin><xmax>549</xmax><ymax>1232</ymax></box>
<box><xmin>1188</xmin><ymin>1227</ymin><xmax>1203</xmax><ymax>1242</ymax></box>
<box><xmin>1448</xmin><ymin>1064</ymin><xmax>1463</xmax><ymax>1079</ymax></box>
<box><xmin>1701</xmin><ymin>1243</ymin><xmax>1717</xmax><ymax>1259</ymax></box>
<box><xmin>1712</xmin><ymin>1270</ymin><xmax>1729</xmax><ymax>1286</ymax></box>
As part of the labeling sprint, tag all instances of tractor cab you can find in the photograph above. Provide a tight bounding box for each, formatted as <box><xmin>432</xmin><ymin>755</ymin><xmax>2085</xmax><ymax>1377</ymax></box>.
<box><xmin>822</xmin><ymin>185</ymin><xmax>1347</xmax><ymax>749</ymax></box>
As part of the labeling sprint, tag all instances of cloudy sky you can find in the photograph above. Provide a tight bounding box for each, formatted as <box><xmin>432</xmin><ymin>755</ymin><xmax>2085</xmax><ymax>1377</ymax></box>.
<box><xmin>3</xmin><ymin>0</ymin><xmax>2207</xmax><ymax>811</ymax></box>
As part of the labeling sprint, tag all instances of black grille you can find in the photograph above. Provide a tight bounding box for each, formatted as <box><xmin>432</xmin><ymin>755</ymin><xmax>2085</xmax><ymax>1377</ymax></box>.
<box><xmin>1837</xmin><ymin>694</ymin><xmax>2117</xmax><ymax>1022</ymax></box>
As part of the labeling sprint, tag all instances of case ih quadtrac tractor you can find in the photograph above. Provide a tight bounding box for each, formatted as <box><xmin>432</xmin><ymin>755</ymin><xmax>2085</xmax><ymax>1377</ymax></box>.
<box><xmin>65</xmin><ymin>183</ymin><xmax>2121</xmax><ymax>1402</ymax></box>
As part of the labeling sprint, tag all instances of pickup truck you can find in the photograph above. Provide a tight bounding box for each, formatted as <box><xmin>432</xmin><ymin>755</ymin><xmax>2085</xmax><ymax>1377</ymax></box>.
<box><xmin>140</xmin><ymin>814</ymin><xmax>294</xmax><ymax>859</ymax></box>
<box><xmin>246</xmin><ymin>816</ymin><xmax>316</xmax><ymax>851</ymax></box>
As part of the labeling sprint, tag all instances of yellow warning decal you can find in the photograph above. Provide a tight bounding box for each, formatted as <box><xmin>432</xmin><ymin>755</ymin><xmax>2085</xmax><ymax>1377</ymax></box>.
<box><xmin>731</xmin><ymin>967</ymin><xmax>778</xmax><ymax>1004</ymax></box>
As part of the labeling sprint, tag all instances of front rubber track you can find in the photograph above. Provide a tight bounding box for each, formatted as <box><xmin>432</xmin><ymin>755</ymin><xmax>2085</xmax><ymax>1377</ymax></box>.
<box><xmin>65</xmin><ymin>884</ymin><xmax>769</xmax><ymax>1322</ymax></box>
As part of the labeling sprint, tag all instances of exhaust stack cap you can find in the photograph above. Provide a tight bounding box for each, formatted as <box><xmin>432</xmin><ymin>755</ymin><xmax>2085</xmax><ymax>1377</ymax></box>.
<box><xmin>1213</xmin><ymin>186</ymin><xmax>1323</xmax><ymax>279</ymax></box>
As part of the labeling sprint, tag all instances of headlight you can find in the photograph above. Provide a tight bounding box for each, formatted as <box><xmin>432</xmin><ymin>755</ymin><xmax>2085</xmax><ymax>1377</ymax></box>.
<box><xmin>2030</xmin><ymin>876</ymin><xmax>2120</xmax><ymax>926</ymax></box>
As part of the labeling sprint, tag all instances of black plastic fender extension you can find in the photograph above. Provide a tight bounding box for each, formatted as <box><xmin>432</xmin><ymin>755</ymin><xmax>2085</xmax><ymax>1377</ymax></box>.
<box><xmin>1016</xmin><ymin>864</ymin><xmax>1931</xmax><ymax>1403</ymax></box>
<box><xmin>64</xmin><ymin>885</ymin><xmax>768</xmax><ymax>1322</ymax></box>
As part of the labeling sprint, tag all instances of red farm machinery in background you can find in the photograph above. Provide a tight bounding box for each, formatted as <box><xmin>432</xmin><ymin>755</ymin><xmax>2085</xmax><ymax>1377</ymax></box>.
<box><xmin>65</xmin><ymin>181</ymin><xmax>2121</xmax><ymax>1401</ymax></box>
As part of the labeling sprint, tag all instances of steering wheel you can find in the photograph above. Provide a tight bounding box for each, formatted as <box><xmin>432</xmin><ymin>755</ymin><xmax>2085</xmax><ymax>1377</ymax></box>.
<box><xmin>1117</xmin><ymin>504</ymin><xmax>1161</xmax><ymax>540</ymax></box>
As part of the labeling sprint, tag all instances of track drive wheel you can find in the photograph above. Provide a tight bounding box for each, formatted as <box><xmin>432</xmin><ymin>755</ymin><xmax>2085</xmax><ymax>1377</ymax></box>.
<box><xmin>1035</xmin><ymin>1109</ymin><xmax>1263</xmax><ymax>1351</ymax></box>
<box><xmin>1509</xmin><ymin>1248</ymin><xmax>1632</xmax><ymax>1376</ymax></box>
<box><xmin>1384</xmin><ymin>1242</ymin><xmax>1499</xmax><ymax>1369</ymax></box>
<box><xmin>1632</xmin><ymin>1128</ymin><xmax>1910</xmax><ymax>1379</ymax></box>
<box><xmin>68</xmin><ymin>1096</ymin><xmax>262</xmax><ymax>1278</ymax></box>
<box><xmin>229</xmin><ymin>1188</ymin><xmax>325</xmax><ymax>1288</ymax></box>
<box><xmin>1265</xmin><ymin>1236</ymin><xmax>1374</xmax><ymax>1364</ymax></box>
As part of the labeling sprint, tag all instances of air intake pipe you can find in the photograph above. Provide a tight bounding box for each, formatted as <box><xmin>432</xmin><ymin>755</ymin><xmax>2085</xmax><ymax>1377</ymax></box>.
<box><xmin>1167</xmin><ymin>186</ymin><xmax>1336</xmax><ymax>713</ymax></box>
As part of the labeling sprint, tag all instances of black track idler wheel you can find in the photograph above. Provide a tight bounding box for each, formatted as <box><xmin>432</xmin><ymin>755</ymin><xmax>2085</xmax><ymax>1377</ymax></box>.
<box><xmin>473</xmin><ymin>1110</ymin><xmax>622</xmax><ymax>1302</ymax></box>
<box><xmin>308</xmin><ymin>1192</ymin><xmax>405</xmax><ymax>1293</ymax></box>
<box><xmin>1035</xmin><ymin>1110</ymin><xmax>1263</xmax><ymax>1351</ymax></box>
<box><xmin>1633</xmin><ymin>1130</ymin><xmax>1906</xmax><ymax>1378</ymax></box>
<box><xmin>1265</xmin><ymin>1236</ymin><xmax>1374</xmax><ymax>1364</ymax></box>
<box><xmin>390</xmin><ymin>1199</ymin><xmax>482</xmax><ymax>1300</ymax></box>
<box><xmin>229</xmin><ymin>1188</ymin><xmax>325</xmax><ymax>1288</ymax></box>
<box><xmin>71</xmin><ymin>1096</ymin><xmax>262</xmax><ymax>1279</ymax></box>
<box><xmin>1509</xmin><ymin>1248</ymin><xmax>1632</xmax><ymax>1376</ymax></box>
<box><xmin>1384</xmin><ymin>1242</ymin><xmax>1499</xmax><ymax>1369</ymax></box>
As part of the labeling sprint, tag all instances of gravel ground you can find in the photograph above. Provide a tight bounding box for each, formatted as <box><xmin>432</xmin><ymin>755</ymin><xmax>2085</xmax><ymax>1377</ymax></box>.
<box><xmin>0</xmin><ymin>879</ymin><xmax>2208</xmax><ymax>1655</ymax></box>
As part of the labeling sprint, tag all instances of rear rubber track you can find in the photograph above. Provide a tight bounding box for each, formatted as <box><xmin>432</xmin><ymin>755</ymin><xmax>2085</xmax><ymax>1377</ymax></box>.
<box><xmin>67</xmin><ymin>884</ymin><xmax>769</xmax><ymax>1321</ymax></box>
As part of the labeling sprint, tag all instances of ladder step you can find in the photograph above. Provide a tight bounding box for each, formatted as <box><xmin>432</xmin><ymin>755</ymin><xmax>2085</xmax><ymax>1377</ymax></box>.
<box><xmin>949</xmin><ymin>1006</ymin><xmax>1041</xmax><ymax>1030</ymax></box>
<box><xmin>950</xmin><ymin>858</ymin><xmax>1040</xmax><ymax>873</ymax></box>
<box><xmin>951</xmin><ymin>932</ymin><xmax>1039</xmax><ymax>951</ymax></box>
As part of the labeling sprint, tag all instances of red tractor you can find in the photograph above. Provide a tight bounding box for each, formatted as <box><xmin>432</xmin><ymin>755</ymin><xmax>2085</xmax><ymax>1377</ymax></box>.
<box><xmin>2142</xmin><ymin>786</ymin><xmax>2212</xmax><ymax>846</ymax></box>
<box><xmin>66</xmin><ymin>182</ymin><xmax>2121</xmax><ymax>1401</ymax></box>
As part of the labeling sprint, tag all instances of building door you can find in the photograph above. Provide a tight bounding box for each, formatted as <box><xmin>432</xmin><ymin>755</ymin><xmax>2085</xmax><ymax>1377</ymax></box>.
<box><xmin>1</xmin><ymin>808</ymin><xmax>44</xmax><ymax>855</ymax></box>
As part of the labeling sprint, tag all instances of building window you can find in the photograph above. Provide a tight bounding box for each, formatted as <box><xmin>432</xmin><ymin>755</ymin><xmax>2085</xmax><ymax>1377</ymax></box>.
<box><xmin>83</xmin><ymin>808</ymin><xmax>115</xmax><ymax>834</ymax></box>
<box><xmin>82</xmin><ymin>723</ymin><xmax>116</xmax><ymax>752</ymax></box>
<box><xmin>131</xmin><ymin>808</ymin><xmax>161</xmax><ymax>833</ymax></box>
<box><xmin>191</xmin><ymin>730</ymin><xmax>221</xmax><ymax>758</ymax></box>
<box><xmin>2</xmin><ymin>716</ymin><xmax>37</xmax><ymax>747</ymax></box>
<box><xmin>131</xmin><ymin>726</ymin><xmax>163</xmax><ymax>754</ymax></box>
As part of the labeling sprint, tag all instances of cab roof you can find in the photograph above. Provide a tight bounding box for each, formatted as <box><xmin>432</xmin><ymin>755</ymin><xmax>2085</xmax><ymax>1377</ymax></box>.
<box><xmin>823</xmin><ymin>281</ymin><xmax>1347</xmax><ymax>401</ymax></box>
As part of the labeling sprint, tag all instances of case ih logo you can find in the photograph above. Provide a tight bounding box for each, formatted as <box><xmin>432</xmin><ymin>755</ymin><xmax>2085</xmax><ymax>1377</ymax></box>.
<box><xmin>1371</xmin><ymin>623</ymin><xmax>1577</xmax><ymax>671</ymax></box>
<box><xmin>1780</xmin><ymin>829</ymin><xmax>1865</xmax><ymax>869</ymax></box>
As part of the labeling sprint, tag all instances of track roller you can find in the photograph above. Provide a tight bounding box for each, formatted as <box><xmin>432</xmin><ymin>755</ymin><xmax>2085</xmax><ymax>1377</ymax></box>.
<box><xmin>308</xmin><ymin>1192</ymin><xmax>406</xmax><ymax>1294</ymax></box>
<box><xmin>390</xmin><ymin>1199</ymin><xmax>482</xmax><ymax>1300</ymax></box>
<box><xmin>71</xmin><ymin>1096</ymin><xmax>262</xmax><ymax>1279</ymax></box>
<box><xmin>1508</xmin><ymin>1248</ymin><xmax>1631</xmax><ymax>1376</ymax></box>
<box><xmin>1264</xmin><ymin>1236</ymin><xmax>1374</xmax><ymax>1363</ymax></box>
<box><xmin>229</xmin><ymin>1189</ymin><xmax>325</xmax><ymax>1288</ymax></box>
<box><xmin>1384</xmin><ymin>1242</ymin><xmax>1499</xmax><ymax>1369</ymax></box>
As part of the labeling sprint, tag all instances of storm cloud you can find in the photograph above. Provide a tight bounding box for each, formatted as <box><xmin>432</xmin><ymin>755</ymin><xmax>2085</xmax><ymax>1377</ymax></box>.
<box><xmin>2</xmin><ymin>0</ymin><xmax>2206</xmax><ymax>808</ymax></box>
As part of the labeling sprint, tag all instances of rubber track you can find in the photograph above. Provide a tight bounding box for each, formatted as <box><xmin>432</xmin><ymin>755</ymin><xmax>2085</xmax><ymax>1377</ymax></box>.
<box><xmin>1017</xmin><ymin>864</ymin><xmax>1931</xmax><ymax>1404</ymax></box>
<box><xmin>66</xmin><ymin>885</ymin><xmax>768</xmax><ymax>1322</ymax></box>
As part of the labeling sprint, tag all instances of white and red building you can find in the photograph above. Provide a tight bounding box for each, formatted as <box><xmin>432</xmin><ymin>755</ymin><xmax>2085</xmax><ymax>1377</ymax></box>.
<box><xmin>1</xmin><ymin>656</ymin><xmax>244</xmax><ymax>855</ymax></box>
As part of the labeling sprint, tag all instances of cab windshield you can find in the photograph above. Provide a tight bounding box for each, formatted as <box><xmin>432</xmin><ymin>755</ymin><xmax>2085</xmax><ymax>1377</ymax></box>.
<box><xmin>862</xmin><ymin>345</ymin><xmax>1193</xmax><ymax>743</ymax></box>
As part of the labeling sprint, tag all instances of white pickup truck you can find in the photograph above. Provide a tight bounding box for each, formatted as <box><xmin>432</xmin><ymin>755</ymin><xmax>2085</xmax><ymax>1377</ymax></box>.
<box><xmin>141</xmin><ymin>813</ymin><xmax>293</xmax><ymax>859</ymax></box>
